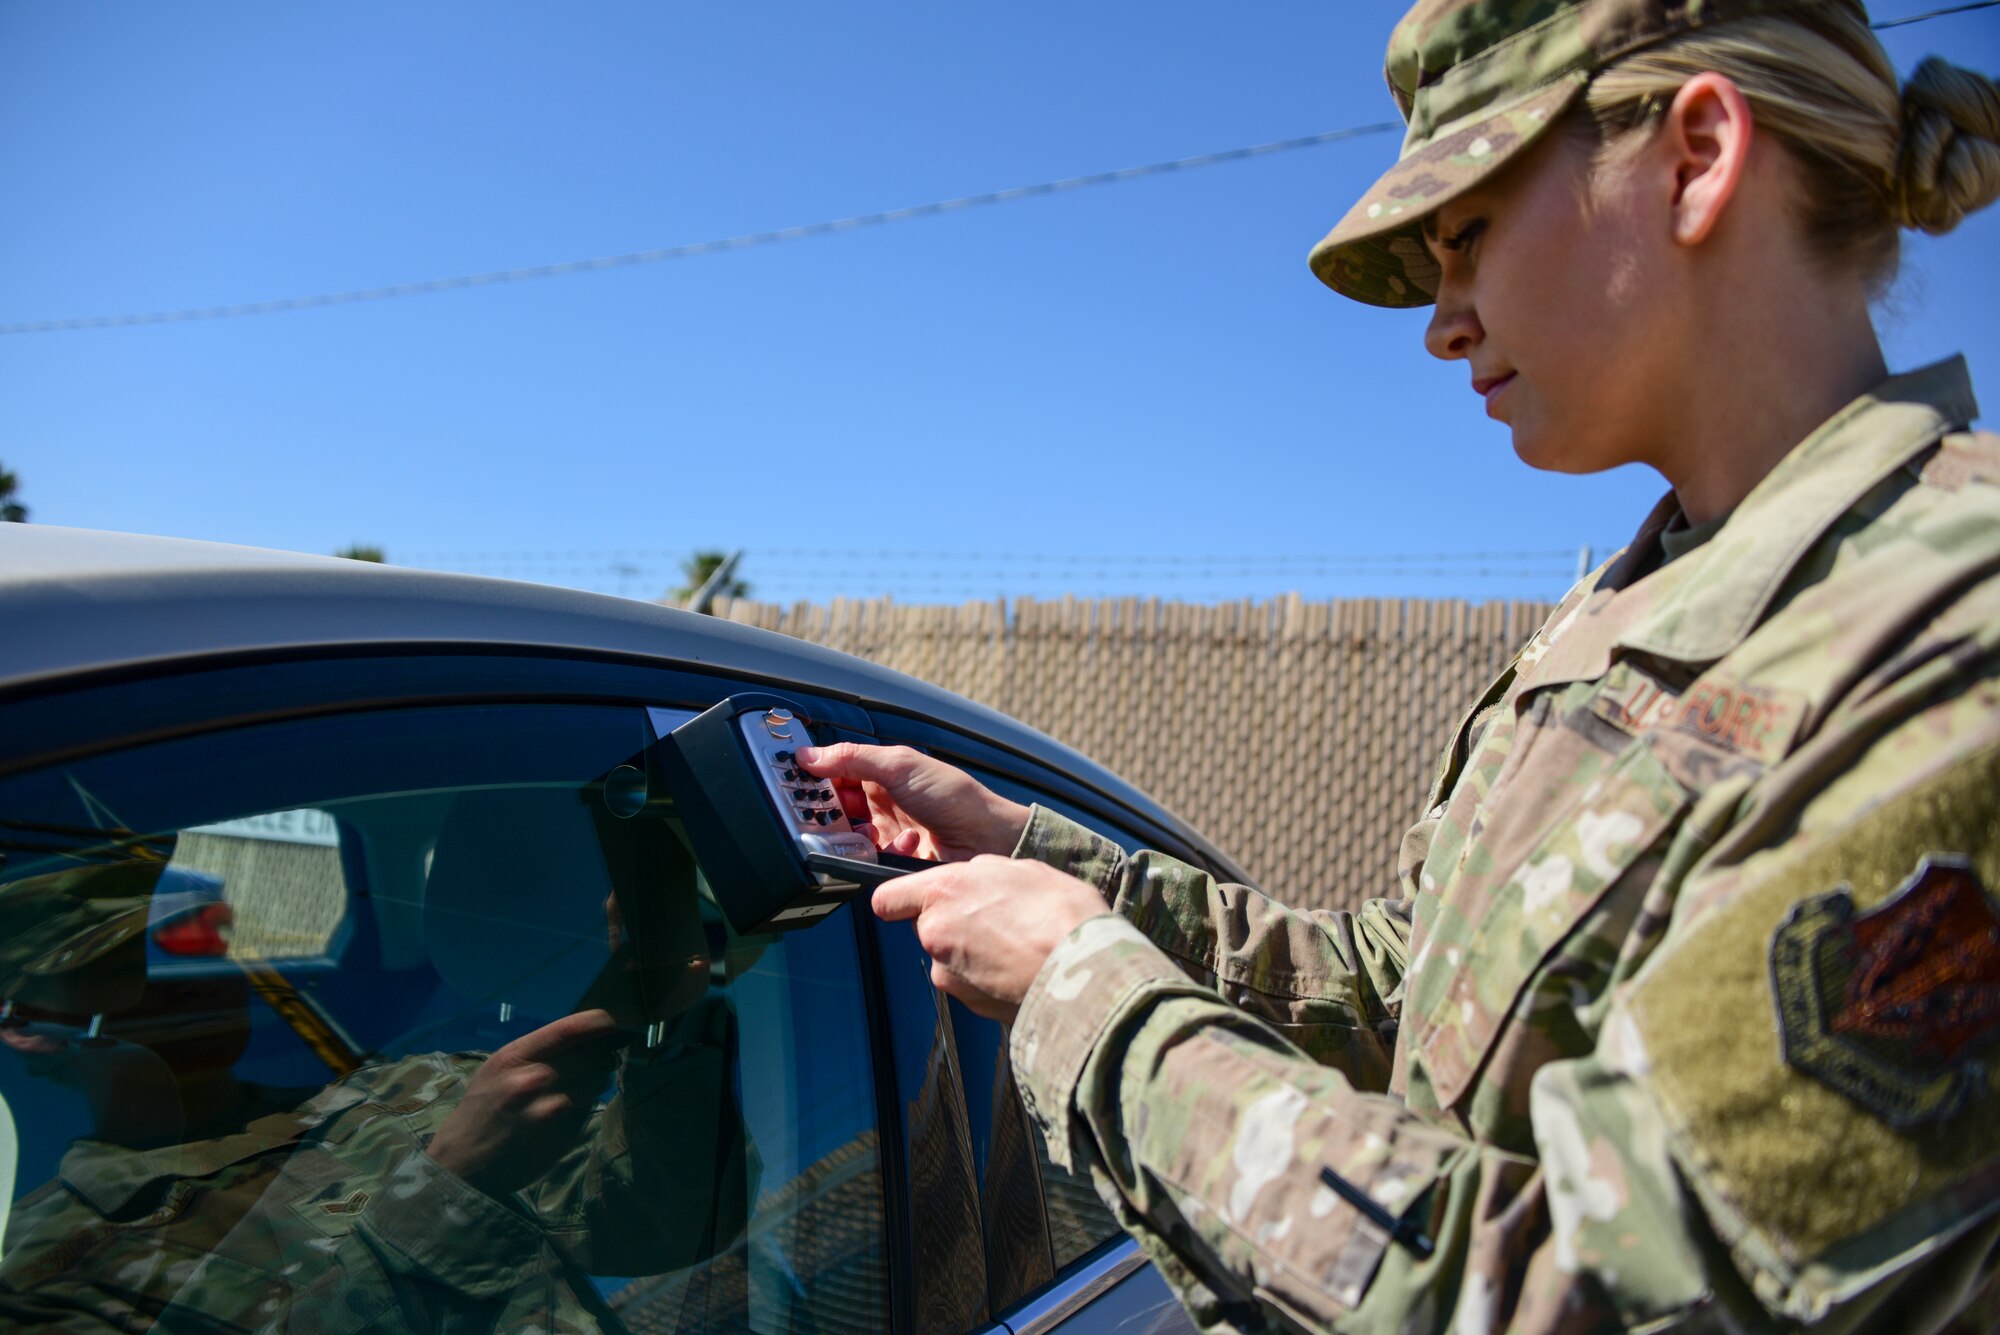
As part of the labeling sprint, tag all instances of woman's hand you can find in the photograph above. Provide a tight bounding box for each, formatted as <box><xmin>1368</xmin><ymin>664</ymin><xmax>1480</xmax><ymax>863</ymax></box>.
<box><xmin>795</xmin><ymin>743</ymin><xmax>1031</xmax><ymax>862</ymax></box>
<box><xmin>871</xmin><ymin>856</ymin><xmax>1108</xmax><ymax>1024</ymax></box>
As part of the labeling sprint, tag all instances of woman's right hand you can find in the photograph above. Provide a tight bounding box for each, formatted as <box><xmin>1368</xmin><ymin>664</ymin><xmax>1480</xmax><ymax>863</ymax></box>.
<box><xmin>794</xmin><ymin>743</ymin><xmax>1031</xmax><ymax>863</ymax></box>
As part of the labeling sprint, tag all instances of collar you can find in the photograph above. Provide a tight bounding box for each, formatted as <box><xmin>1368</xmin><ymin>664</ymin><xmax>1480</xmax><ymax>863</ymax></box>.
<box><xmin>60</xmin><ymin>1130</ymin><xmax>279</xmax><ymax>1218</ymax></box>
<box><xmin>1521</xmin><ymin>357</ymin><xmax>1979</xmax><ymax>691</ymax></box>
<box><xmin>1623</xmin><ymin>356</ymin><xmax>1978</xmax><ymax>664</ymax></box>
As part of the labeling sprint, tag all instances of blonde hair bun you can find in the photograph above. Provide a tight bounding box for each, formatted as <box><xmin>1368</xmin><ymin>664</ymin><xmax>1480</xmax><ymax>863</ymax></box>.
<box><xmin>1897</xmin><ymin>57</ymin><xmax>2000</xmax><ymax>235</ymax></box>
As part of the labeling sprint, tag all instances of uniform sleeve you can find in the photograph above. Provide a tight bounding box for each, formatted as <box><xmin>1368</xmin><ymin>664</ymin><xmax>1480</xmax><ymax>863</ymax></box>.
<box><xmin>1008</xmin><ymin>910</ymin><xmax>1788</xmax><ymax>1332</ymax></box>
<box><xmin>1013</xmin><ymin>806</ymin><xmax>1412</xmax><ymax>1091</ymax></box>
<box><xmin>1011</xmin><ymin>915</ymin><xmax>1507</xmax><ymax>1332</ymax></box>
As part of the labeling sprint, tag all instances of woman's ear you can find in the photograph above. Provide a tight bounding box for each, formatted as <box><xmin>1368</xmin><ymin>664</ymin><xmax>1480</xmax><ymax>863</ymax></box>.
<box><xmin>1660</xmin><ymin>72</ymin><xmax>1756</xmax><ymax>247</ymax></box>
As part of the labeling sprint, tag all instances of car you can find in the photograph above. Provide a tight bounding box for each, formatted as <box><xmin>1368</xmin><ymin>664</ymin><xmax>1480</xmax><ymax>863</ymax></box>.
<box><xmin>0</xmin><ymin>524</ymin><xmax>1251</xmax><ymax>1334</ymax></box>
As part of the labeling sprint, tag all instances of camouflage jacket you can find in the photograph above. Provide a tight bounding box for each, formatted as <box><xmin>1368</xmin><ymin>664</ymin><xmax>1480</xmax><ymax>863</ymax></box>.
<box><xmin>0</xmin><ymin>1001</ymin><xmax>747</xmax><ymax>1333</ymax></box>
<box><xmin>1010</xmin><ymin>358</ymin><xmax>2000</xmax><ymax>1333</ymax></box>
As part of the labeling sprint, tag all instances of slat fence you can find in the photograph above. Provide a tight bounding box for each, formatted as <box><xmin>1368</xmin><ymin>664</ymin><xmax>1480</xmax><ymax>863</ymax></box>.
<box><xmin>701</xmin><ymin>594</ymin><xmax>1552</xmax><ymax>912</ymax></box>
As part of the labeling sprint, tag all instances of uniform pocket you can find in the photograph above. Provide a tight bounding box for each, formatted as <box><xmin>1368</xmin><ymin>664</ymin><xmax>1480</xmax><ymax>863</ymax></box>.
<box><xmin>1406</xmin><ymin>738</ymin><xmax>1691</xmax><ymax>1110</ymax></box>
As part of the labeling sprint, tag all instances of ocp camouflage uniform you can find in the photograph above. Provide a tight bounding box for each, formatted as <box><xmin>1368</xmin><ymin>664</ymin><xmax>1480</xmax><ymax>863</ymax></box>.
<box><xmin>1009</xmin><ymin>359</ymin><xmax>2000</xmax><ymax>1332</ymax></box>
<box><xmin>0</xmin><ymin>998</ymin><xmax>748</xmax><ymax>1333</ymax></box>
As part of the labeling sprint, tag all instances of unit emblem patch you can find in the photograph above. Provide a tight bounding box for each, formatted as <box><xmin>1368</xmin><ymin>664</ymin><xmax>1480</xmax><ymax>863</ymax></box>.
<box><xmin>1771</xmin><ymin>856</ymin><xmax>2000</xmax><ymax>1127</ymax></box>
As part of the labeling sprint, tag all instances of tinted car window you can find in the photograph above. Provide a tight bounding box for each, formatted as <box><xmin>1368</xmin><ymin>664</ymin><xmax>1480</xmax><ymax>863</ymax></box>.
<box><xmin>0</xmin><ymin>701</ymin><xmax>885</xmax><ymax>1333</ymax></box>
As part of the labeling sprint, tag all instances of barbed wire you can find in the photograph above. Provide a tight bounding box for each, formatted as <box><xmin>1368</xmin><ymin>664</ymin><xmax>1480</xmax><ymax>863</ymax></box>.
<box><xmin>426</xmin><ymin>563</ymin><xmax>1582</xmax><ymax>583</ymax></box>
<box><xmin>394</xmin><ymin>544</ymin><xmax>1621</xmax><ymax>604</ymax></box>
<box><xmin>399</xmin><ymin>544</ymin><xmax>1584</xmax><ymax>566</ymax></box>
<box><xmin>395</xmin><ymin>534</ymin><xmax>1635</xmax><ymax>605</ymax></box>
<box><xmin>500</xmin><ymin>576</ymin><xmax>1584</xmax><ymax>602</ymax></box>
<box><xmin>0</xmin><ymin>123</ymin><xmax>1400</xmax><ymax>336</ymax></box>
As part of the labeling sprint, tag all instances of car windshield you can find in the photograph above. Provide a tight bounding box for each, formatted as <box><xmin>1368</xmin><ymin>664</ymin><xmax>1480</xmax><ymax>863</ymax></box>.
<box><xmin>0</xmin><ymin>702</ymin><xmax>887</xmax><ymax>1333</ymax></box>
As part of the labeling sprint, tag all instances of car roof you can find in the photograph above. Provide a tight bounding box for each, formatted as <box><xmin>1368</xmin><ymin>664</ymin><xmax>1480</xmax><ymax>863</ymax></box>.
<box><xmin>0</xmin><ymin>525</ymin><xmax>1225</xmax><ymax>867</ymax></box>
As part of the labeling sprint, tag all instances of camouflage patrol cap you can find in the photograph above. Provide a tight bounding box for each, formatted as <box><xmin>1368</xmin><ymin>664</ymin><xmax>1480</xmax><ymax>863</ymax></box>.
<box><xmin>1312</xmin><ymin>0</ymin><xmax>1859</xmax><ymax>307</ymax></box>
<box><xmin>0</xmin><ymin>863</ymin><xmax>163</xmax><ymax>1008</ymax></box>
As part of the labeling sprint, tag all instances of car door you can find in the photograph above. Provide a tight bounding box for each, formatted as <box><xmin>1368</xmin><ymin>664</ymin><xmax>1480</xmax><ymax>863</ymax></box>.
<box><xmin>0</xmin><ymin>649</ymin><xmax>903</xmax><ymax>1333</ymax></box>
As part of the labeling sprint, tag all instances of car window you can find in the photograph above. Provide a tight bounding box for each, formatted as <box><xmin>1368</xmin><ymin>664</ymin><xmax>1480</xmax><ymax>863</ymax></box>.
<box><xmin>0</xmin><ymin>701</ymin><xmax>886</xmax><ymax>1333</ymax></box>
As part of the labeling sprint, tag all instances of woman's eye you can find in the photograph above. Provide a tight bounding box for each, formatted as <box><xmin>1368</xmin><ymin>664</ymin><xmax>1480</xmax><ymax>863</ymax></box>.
<box><xmin>1440</xmin><ymin>219</ymin><xmax>1486</xmax><ymax>254</ymax></box>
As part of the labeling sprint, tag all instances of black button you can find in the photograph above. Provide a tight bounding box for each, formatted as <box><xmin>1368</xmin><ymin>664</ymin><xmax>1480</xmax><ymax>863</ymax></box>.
<box><xmin>775</xmin><ymin>751</ymin><xmax>793</xmax><ymax>764</ymax></box>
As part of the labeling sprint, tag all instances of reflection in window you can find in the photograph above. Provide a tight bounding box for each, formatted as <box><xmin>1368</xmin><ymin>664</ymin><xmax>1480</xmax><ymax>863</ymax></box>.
<box><xmin>176</xmin><ymin>808</ymin><xmax>348</xmax><ymax>960</ymax></box>
<box><xmin>965</xmin><ymin>768</ymin><xmax>1133</xmax><ymax>1273</ymax></box>
<box><xmin>0</xmin><ymin>703</ymin><xmax>885</xmax><ymax>1333</ymax></box>
<box><xmin>1034</xmin><ymin>1120</ymin><xmax>1121</xmax><ymax>1271</ymax></box>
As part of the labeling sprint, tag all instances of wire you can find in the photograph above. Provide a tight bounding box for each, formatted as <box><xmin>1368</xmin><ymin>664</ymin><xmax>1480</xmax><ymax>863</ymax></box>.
<box><xmin>758</xmin><ymin>546</ymin><xmax>1579</xmax><ymax>566</ymax></box>
<box><xmin>399</xmin><ymin>545</ymin><xmax>1581</xmax><ymax>566</ymax></box>
<box><xmin>6</xmin><ymin>0</ymin><xmax>1978</xmax><ymax>340</ymax></box>
<box><xmin>427</xmin><ymin>564</ymin><xmax>1579</xmax><ymax>583</ymax></box>
<box><xmin>0</xmin><ymin>123</ymin><xmax>1401</xmax><ymax>336</ymax></box>
<box><xmin>0</xmin><ymin>0</ymin><xmax>1984</xmax><ymax>337</ymax></box>
<box><xmin>401</xmin><ymin>549</ymin><xmax>1610</xmax><ymax>601</ymax></box>
<box><xmin>1871</xmin><ymin>0</ymin><xmax>1999</xmax><ymax>27</ymax></box>
<box><xmin>407</xmin><ymin>541</ymin><xmax>1615</xmax><ymax>605</ymax></box>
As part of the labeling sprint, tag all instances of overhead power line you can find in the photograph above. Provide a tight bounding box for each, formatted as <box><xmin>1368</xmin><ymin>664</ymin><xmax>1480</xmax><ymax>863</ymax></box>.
<box><xmin>5</xmin><ymin>0</ymin><xmax>1968</xmax><ymax>338</ymax></box>
<box><xmin>0</xmin><ymin>123</ymin><xmax>1400</xmax><ymax>336</ymax></box>
<box><xmin>1871</xmin><ymin>0</ymin><xmax>1998</xmax><ymax>27</ymax></box>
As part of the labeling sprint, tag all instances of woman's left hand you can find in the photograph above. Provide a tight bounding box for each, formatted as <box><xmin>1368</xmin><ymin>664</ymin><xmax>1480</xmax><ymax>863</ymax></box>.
<box><xmin>871</xmin><ymin>856</ymin><xmax>1109</xmax><ymax>1024</ymax></box>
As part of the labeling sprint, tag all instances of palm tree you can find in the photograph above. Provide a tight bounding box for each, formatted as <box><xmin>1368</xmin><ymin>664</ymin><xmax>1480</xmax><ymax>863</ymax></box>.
<box><xmin>0</xmin><ymin>463</ymin><xmax>26</xmax><ymax>523</ymax></box>
<box><xmin>670</xmin><ymin>550</ymin><xmax>750</xmax><ymax>606</ymax></box>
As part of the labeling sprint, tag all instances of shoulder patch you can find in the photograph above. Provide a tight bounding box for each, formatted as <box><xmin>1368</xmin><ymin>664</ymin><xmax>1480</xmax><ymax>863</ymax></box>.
<box><xmin>1771</xmin><ymin>857</ymin><xmax>2000</xmax><ymax>1128</ymax></box>
<box><xmin>1627</xmin><ymin>742</ymin><xmax>2000</xmax><ymax>1318</ymax></box>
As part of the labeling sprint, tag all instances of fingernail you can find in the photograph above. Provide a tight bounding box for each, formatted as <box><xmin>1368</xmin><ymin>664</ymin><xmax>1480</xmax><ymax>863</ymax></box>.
<box><xmin>795</xmin><ymin>745</ymin><xmax>820</xmax><ymax>763</ymax></box>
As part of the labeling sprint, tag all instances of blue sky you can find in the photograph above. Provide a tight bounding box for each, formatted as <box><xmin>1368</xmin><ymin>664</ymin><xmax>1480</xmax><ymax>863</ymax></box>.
<box><xmin>3</xmin><ymin>2</ymin><xmax>1995</xmax><ymax>605</ymax></box>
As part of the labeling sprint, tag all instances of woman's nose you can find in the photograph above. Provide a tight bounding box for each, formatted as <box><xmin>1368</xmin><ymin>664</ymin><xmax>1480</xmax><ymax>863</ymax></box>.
<box><xmin>1424</xmin><ymin>292</ymin><xmax>1482</xmax><ymax>362</ymax></box>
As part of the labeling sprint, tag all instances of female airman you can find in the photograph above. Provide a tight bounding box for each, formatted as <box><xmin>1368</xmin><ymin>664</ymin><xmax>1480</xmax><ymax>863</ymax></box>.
<box><xmin>805</xmin><ymin>2</ymin><xmax>2000</xmax><ymax>1328</ymax></box>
